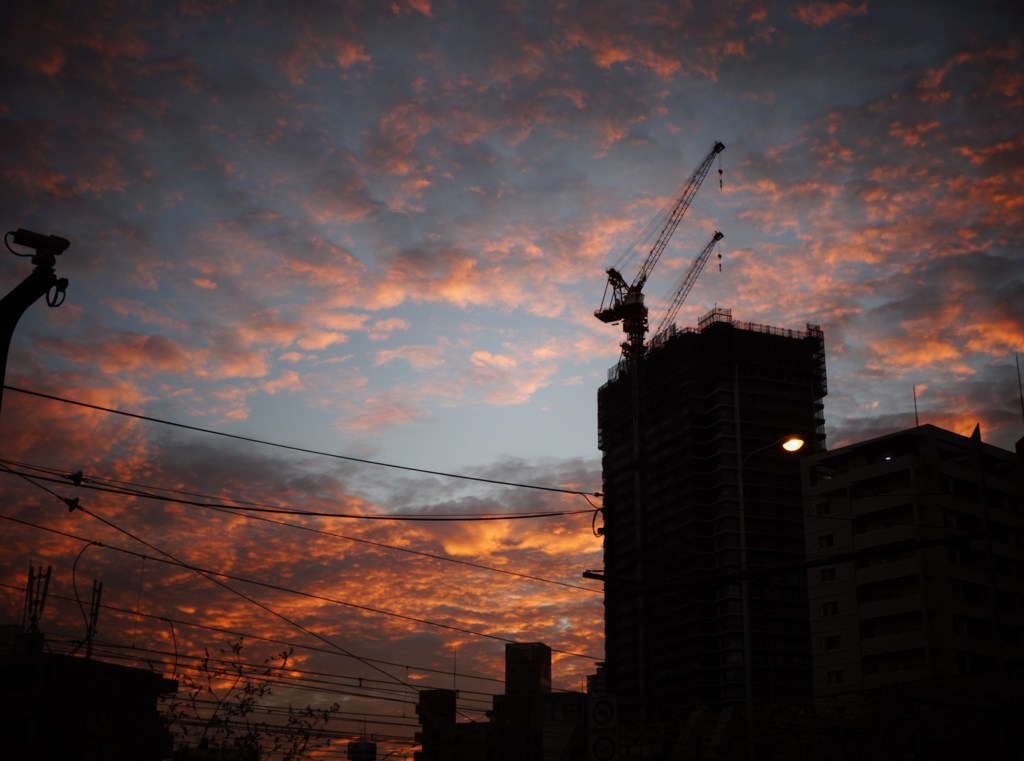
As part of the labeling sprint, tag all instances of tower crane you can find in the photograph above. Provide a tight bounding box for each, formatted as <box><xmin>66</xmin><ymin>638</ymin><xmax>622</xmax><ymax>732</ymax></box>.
<box><xmin>650</xmin><ymin>230</ymin><xmax>724</xmax><ymax>343</ymax></box>
<box><xmin>595</xmin><ymin>140</ymin><xmax>724</xmax><ymax>361</ymax></box>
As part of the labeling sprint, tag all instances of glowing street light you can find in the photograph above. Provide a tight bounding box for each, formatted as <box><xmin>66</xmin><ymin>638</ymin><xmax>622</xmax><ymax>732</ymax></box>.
<box><xmin>781</xmin><ymin>436</ymin><xmax>805</xmax><ymax>453</ymax></box>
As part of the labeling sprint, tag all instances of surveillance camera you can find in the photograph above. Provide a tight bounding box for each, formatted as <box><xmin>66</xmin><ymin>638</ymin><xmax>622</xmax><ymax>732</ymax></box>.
<box><xmin>10</xmin><ymin>228</ymin><xmax>70</xmax><ymax>255</ymax></box>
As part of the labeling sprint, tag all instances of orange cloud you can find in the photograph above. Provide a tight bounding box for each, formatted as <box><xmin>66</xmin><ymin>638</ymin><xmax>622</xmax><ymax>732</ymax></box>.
<box><xmin>390</xmin><ymin>0</ymin><xmax>432</xmax><ymax>17</ymax></box>
<box><xmin>889</xmin><ymin>120</ymin><xmax>941</xmax><ymax>147</ymax></box>
<box><xmin>4</xmin><ymin>168</ymin><xmax>74</xmax><ymax>199</ymax></box>
<box><xmin>260</xmin><ymin>371</ymin><xmax>304</xmax><ymax>396</ymax></box>
<box><xmin>375</xmin><ymin>342</ymin><xmax>448</xmax><ymax>370</ymax></box>
<box><xmin>468</xmin><ymin>363</ymin><xmax>559</xmax><ymax>406</ymax></box>
<box><xmin>46</xmin><ymin>334</ymin><xmax>193</xmax><ymax>377</ymax></box>
<box><xmin>283</xmin><ymin>25</ymin><xmax>370</xmax><ymax>86</ymax></box>
<box><xmin>470</xmin><ymin>351</ymin><xmax>517</xmax><ymax>370</ymax></box>
<box><xmin>867</xmin><ymin>337</ymin><xmax>971</xmax><ymax>375</ymax></box>
<box><xmin>963</xmin><ymin>316</ymin><xmax>1024</xmax><ymax>356</ymax></box>
<box><xmin>192</xmin><ymin>344</ymin><xmax>270</xmax><ymax>380</ymax></box>
<box><xmin>953</xmin><ymin>135</ymin><xmax>1024</xmax><ymax>165</ymax></box>
<box><xmin>335</xmin><ymin>39</ymin><xmax>371</xmax><ymax>68</ymax></box>
<box><xmin>340</xmin><ymin>394</ymin><xmax>430</xmax><ymax>430</ymax></box>
<box><xmin>367</xmin><ymin>317</ymin><xmax>411</xmax><ymax>341</ymax></box>
<box><xmin>364</xmin><ymin>101</ymin><xmax>440</xmax><ymax>177</ymax></box>
<box><xmin>792</xmin><ymin>2</ymin><xmax>868</xmax><ymax>28</ymax></box>
<box><xmin>28</xmin><ymin>47</ymin><xmax>68</xmax><ymax>77</ymax></box>
<box><xmin>296</xmin><ymin>329</ymin><xmax>348</xmax><ymax>351</ymax></box>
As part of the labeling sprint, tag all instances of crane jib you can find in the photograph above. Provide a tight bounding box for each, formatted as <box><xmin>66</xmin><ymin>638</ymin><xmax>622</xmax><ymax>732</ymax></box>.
<box><xmin>632</xmin><ymin>141</ymin><xmax>725</xmax><ymax>291</ymax></box>
<box><xmin>595</xmin><ymin>141</ymin><xmax>725</xmax><ymax>360</ymax></box>
<box><xmin>652</xmin><ymin>231</ymin><xmax>724</xmax><ymax>341</ymax></box>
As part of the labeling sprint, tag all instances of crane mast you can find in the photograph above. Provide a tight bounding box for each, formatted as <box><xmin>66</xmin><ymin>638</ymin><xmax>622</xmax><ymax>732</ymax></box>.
<box><xmin>651</xmin><ymin>230</ymin><xmax>724</xmax><ymax>342</ymax></box>
<box><xmin>592</xmin><ymin>145</ymin><xmax>722</xmax><ymax>715</ymax></box>
<box><xmin>595</xmin><ymin>141</ymin><xmax>725</xmax><ymax>360</ymax></box>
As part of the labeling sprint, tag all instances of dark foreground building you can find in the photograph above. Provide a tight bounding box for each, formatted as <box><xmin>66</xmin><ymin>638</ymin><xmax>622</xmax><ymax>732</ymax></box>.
<box><xmin>597</xmin><ymin>308</ymin><xmax>827</xmax><ymax>725</ymax></box>
<box><xmin>0</xmin><ymin>626</ymin><xmax>178</xmax><ymax>760</ymax></box>
<box><xmin>805</xmin><ymin>423</ymin><xmax>1024</xmax><ymax>694</ymax></box>
<box><xmin>800</xmin><ymin>423</ymin><xmax>1024</xmax><ymax>760</ymax></box>
<box><xmin>415</xmin><ymin>642</ymin><xmax>587</xmax><ymax>760</ymax></box>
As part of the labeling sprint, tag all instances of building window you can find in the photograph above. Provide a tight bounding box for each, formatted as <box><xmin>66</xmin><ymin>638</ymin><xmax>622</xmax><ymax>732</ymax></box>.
<box><xmin>820</xmin><ymin>567</ymin><xmax>837</xmax><ymax>582</ymax></box>
<box><xmin>858</xmin><ymin>574</ymin><xmax>919</xmax><ymax>604</ymax></box>
<box><xmin>824</xmin><ymin>635</ymin><xmax>841</xmax><ymax>650</ymax></box>
<box><xmin>861</xmin><ymin>611</ymin><xmax>924</xmax><ymax>639</ymax></box>
<box><xmin>864</xmin><ymin>648</ymin><xmax>927</xmax><ymax>675</ymax></box>
<box><xmin>956</xmin><ymin>651</ymin><xmax>995</xmax><ymax>675</ymax></box>
<box><xmin>949</xmin><ymin>578</ymin><xmax>990</xmax><ymax>604</ymax></box>
<box><xmin>952</xmin><ymin>614</ymin><xmax>993</xmax><ymax>639</ymax></box>
<box><xmin>822</xmin><ymin>601</ymin><xmax>839</xmax><ymax>617</ymax></box>
<box><xmin>816</xmin><ymin>502</ymin><xmax>832</xmax><ymax>516</ymax></box>
<box><xmin>818</xmin><ymin>534</ymin><xmax>834</xmax><ymax>549</ymax></box>
<box><xmin>825</xmin><ymin>670</ymin><xmax>843</xmax><ymax>685</ymax></box>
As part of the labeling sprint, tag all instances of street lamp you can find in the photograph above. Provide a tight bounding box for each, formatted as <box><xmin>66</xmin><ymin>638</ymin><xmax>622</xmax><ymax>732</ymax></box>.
<box><xmin>1</xmin><ymin>228</ymin><xmax>70</xmax><ymax>417</ymax></box>
<box><xmin>781</xmin><ymin>437</ymin><xmax>804</xmax><ymax>453</ymax></box>
<box><xmin>737</xmin><ymin>434</ymin><xmax>804</xmax><ymax>761</ymax></box>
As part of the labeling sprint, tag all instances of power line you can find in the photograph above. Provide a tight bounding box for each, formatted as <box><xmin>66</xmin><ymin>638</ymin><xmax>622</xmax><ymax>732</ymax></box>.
<box><xmin>0</xmin><ymin>466</ymin><xmax>414</xmax><ymax>689</ymax></box>
<box><xmin>1</xmin><ymin>456</ymin><xmax>594</xmax><ymax>520</ymax></box>
<box><xmin>13</xmin><ymin>586</ymin><xmax>498</xmax><ymax>701</ymax></box>
<box><xmin>202</xmin><ymin>502</ymin><xmax>600</xmax><ymax>592</ymax></box>
<box><xmin>3</xmin><ymin>384</ymin><xmax>602</xmax><ymax>498</ymax></box>
<box><xmin>0</xmin><ymin>460</ymin><xmax>602</xmax><ymax>592</ymax></box>
<box><xmin>0</xmin><ymin>579</ymin><xmax>506</xmax><ymax>692</ymax></box>
<box><xmin>76</xmin><ymin>501</ymin><xmax>418</xmax><ymax>691</ymax></box>
<box><xmin>66</xmin><ymin>638</ymin><xmax>427</xmax><ymax>709</ymax></box>
<box><xmin>0</xmin><ymin>510</ymin><xmax>601</xmax><ymax>661</ymax></box>
<box><xmin>0</xmin><ymin>462</ymin><xmax>590</xmax><ymax>521</ymax></box>
<box><xmin>86</xmin><ymin>641</ymin><xmax>449</xmax><ymax>711</ymax></box>
<box><xmin>91</xmin><ymin>642</ymin><xmax>494</xmax><ymax>719</ymax></box>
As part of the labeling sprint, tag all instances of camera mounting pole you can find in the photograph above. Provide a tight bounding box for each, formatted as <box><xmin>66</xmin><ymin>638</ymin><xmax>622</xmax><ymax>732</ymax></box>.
<box><xmin>1</xmin><ymin>228</ymin><xmax>70</xmax><ymax>417</ymax></box>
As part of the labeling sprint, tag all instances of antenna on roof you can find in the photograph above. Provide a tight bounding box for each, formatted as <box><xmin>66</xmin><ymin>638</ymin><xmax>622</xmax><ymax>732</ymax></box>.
<box><xmin>913</xmin><ymin>385</ymin><xmax>920</xmax><ymax>427</ymax></box>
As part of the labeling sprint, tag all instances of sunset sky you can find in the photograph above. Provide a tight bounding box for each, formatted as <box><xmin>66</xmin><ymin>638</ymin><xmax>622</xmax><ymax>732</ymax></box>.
<box><xmin>2</xmin><ymin>0</ymin><xmax>1022</xmax><ymax>754</ymax></box>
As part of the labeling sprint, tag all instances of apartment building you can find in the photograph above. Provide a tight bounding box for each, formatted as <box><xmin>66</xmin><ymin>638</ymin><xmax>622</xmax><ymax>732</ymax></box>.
<box><xmin>803</xmin><ymin>423</ymin><xmax>1024</xmax><ymax>697</ymax></box>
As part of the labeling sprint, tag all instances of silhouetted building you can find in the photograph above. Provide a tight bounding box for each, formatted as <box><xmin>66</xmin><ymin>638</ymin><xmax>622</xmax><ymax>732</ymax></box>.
<box><xmin>414</xmin><ymin>688</ymin><xmax>463</xmax><ymax>760</ymax></box>
<box><xmin>504</xmin><ymin>640</ymin><xmax>551</xmax><ymax>695</ymax></box>
<box><xmin>0</xmin><ymin>626</ymin><xmax>178</xmax><ymax>761</ymax></box>
<box><xmin>597</xmin><ymin>308</ymin><xmax>826</xmax><ymax>723</ymax></box>
<box><xmin>346</xmin><ymin>739</ymin><xmax>378</xmax><ymax>760</ymax></box>
<box><xmin>804</xmin><ymin>423</ymin><xmax>1024</xmax><ymax>695</ymax></box>
<box><xmin>798</xmin><ymin>423</ymin><xmax>1024</xmax><ymax>760</ymax></box>
<box><xmin>414</xmin><ymin>642</ymin><xmax>587</xmax><ymax>760</ymax></box>
<box><xmin>173</xmin><ymin>746</ymin><xmax>258</xmax><ymax>761</ymax></box>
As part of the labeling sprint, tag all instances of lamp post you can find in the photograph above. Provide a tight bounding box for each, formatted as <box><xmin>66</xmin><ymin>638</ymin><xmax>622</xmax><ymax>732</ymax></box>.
<box><xmin>736</xmin><ymin>434</ymin><xmax>803</xmax><ymax>761</ymax></box>
<box><xmin>1</xmin><ymin>228</ymin><xmax>70</xmax><ymax>417</ymax></box>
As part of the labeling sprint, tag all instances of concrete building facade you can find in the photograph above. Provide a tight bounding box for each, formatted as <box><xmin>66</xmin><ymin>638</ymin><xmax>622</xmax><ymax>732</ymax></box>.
<box><xmin>803</xmin><ymin>423</ymin><xmax>1024</xmax><ymax>698</ymax></box>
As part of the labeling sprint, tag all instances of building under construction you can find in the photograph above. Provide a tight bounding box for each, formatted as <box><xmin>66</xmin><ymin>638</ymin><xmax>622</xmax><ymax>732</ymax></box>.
<box><xmin>596</xmin><ymin>307</ymin><xmax>827</xmax><ymax>725</ymax></box>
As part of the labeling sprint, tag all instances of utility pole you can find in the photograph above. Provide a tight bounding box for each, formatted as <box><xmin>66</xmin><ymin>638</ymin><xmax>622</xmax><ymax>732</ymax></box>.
<box><xmin>23</xmin><ymin>564</ymin><xmax>52</xmax><ymax>635</ymax></box>
<box><xmin>0</xmin><ymin>228</ymin><xmax>70</xmax><ymax>416</ymax></box>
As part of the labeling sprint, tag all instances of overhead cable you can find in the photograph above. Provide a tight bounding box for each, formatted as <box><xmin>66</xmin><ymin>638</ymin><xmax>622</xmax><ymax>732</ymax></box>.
<box><xmin>0</xmin><ymin>466</ymin><xmax>414</xmax><ymax>691</ymax></box>
<box><xmin>0</xmin><ymin>460</ymin><xmax>602</xmax><ymax>592</ymax></box>
<box><xmin>0</xmin><ymin>579</ymin><xmax>504</xmax><ymax>689</ymax></box>
<box><xmin>0</xmin><ymin>510</ymin><xmax>601</xmax><ymax>661</ymax></box>
<box><xmin>3</xmin><ymin>457</ymin><xmax>595</xmax><ymax>519</ymax></box>
<box><xmin>3</xmin><ymin>385</ymin><xmax>601</xmax><ymax>497</ymax></box>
